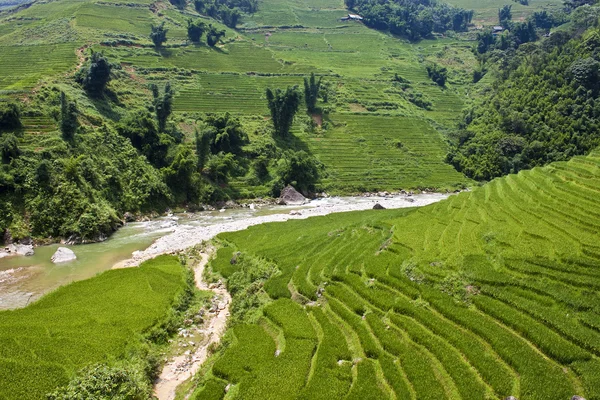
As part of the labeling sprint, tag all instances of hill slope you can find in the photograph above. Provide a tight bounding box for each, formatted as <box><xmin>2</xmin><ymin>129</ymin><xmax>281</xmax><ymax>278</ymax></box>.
<box><xmin>198</xmin><ymin>150</ymin><xmax>600</xmax><ymax>400</ymax></box>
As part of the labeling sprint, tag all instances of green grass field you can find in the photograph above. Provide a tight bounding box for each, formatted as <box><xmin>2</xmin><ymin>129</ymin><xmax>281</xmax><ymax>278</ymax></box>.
<box><xmin>197</xmin><ymin>150</ymin><xmax>600</xmax><ymax>400</ymax></box>
<box><xmin>0</xmin><ymin>255</ymin><xmax>188</xmax><ymax>399</ymax></box>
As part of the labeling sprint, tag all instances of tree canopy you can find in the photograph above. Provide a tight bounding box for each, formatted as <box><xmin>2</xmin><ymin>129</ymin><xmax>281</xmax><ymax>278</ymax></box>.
<box><xmin>150</xmin><ymin>22</ymin><xmax>168</xmax><ymax>48</ymax></box>
<box><xmin>76</xmin><ymin>51</ymin><xmax>112</xmax><ymax>96</ymax></box>
<box><xmin>346</xmin><ymin>0</ymin><xmax>473</xmax><ymax>41</ymax></box>
<box><xmin>266</xmin><ymin>86</ymin><xmax>302</xmax><ymax>137</ymax></box>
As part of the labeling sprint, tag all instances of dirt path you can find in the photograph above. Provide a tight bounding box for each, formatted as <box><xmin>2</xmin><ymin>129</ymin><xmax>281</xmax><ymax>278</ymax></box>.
<box><xmin>153</xmin><ymin>251</ymin><xmax>231</xmax><ymax>400</ymax></box>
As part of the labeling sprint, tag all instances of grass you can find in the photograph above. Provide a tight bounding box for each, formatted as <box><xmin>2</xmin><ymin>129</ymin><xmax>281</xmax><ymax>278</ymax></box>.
<box><xmin>193</xmin><ymin>150</ymin><xmax>600</xmax><ymax>399</ymax></box>
<box><xmin>0</xmin><ymin>255</ymin><xmax>189</xmax><ymax>399</ymax></box>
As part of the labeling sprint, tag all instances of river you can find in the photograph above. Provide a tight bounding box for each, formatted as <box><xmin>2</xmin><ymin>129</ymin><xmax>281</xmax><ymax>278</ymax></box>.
<box><xmin>0</xmin><ymin>193</ymin><xmax>450</xmax><ymax>310</ymax></box>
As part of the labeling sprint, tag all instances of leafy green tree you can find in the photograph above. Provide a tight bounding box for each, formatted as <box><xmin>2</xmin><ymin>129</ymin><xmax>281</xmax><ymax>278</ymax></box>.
<box><xmin>0</xmin><ymin>102</ymin><xmax>21</xmax><ymax>131</ymax></box>
<box><xmin>195</xmin><ymin>129</ymin><xmax>211</xmax><ymax>171</ymax></box>
<box><xmin>170</xmin><ymin>0</ymin><xmax>187</xmax><ymax>9</ymax></box>
<box><xmin>426</xmin><ymin>64</ymin><xmax>447</xmax><ymax>86</ymax></box>
<box><xmin>206</xmin><ymin>24</ymin><xmax>226</xmax><ymax>46</ymax></box>
<box><xmin>164</xmin><ymin>145</ymin><xmax>199</xmax><ymax>202</ymax></box>
<box><xmin>205</xmin><ymin>152</ymin><xmax>237</xmax><ymax>184</ymax></box>
<box><xmin>266</xmin><ymin>86</ymin><xmax>302</xmax><ymax>137</ymax></box>
<box><xmin>60</xmin><ymin>92</ymin><xmax>78</xmax><ymax>141</ymax></box>
<box><xmin>202</xmin><ymin>113</ymin><xmax>248</xmax><ymax>154</ymax></box>
<box><xmin>570</xmin><ymin>57</ymin><xmax>600</xmax><ymax>92</ymax></box>
<box><xmin>77</xmin><ymin>52</ymin><xmax>112</xmax><ymax>96</ymax></box>
<box><xmin>499</xmin><ymin>5</ymin><xmax>512</xmax><ymax>27</ymax></box>
<box><xmin>303</xmin><ymin>73</ymin><xmax>322</xmax><ymax>113</ymax></box>
<box><xmin>0</xmin><ymin>133</ymin><xmax>19</xmax><ymax>163</ymax></box>
<box><xmin>118</xmin><ymin>109</ymin><xmax>173</xmax><ymax>167</ymax></box>
<box><xmin>276</xmin><ymin>150</ymin><xmax>321</xmax><ymax>194</ymax></box>
<box><xmin>187</xmin><ymin>19</ymin><xmax>207</xmax><ymax>43</ymax></box>
<box><xmin>150</xmin><ymin>22</ymin><xmax>168</xmax><ymax>49</ymax></box>
<box><xmin>219</xmin><ymin>6</ymin><xmax>240</xmax><ymax>28</ymax></box>
<box><xmin>151</xmin><ymin>82</ymin><xmax>174</xmax><ymax>132</ymax></box>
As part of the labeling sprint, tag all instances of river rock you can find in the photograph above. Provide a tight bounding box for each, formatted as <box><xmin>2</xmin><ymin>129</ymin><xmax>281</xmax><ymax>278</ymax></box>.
<box><xmin>51</xmin><ymin>247</ymin><xmax>77</xmax><ymax>263</ymax></box>
<box><xmin>15</xmin><ymin>244</ymin><xmax>34</xmax><ymax>256</ymax></box>
<box><xmin>373</xmin><ymin>203</ymin><xmax>385</xmax><ymax>210</ymax></box>
<box><xmin>278</xmin><ymin>185</ymin><xmax>306</xmax><ymax>205</ymax></box>
<box><xmin>504</xmin><ymin>397</ymin><xmax>518</xmax><ymax>400</ymax></box>
<box><xmin>571</xmin><ymin>396</ymin><xmax>586</xmax><ymax>400</ymax></box>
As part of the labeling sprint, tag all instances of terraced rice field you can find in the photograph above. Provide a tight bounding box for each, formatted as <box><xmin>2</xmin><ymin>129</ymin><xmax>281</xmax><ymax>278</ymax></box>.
<box><xmin>198</xmin><ymin>151</ymin><xmax>600</xmax><ymax>400</ymax></box>
<box><xmin>0</xmin><ymin>256</ymin><xmax>189</xmax><ymax>400</ymax></box>
<box><xmin>305</xmin><ymin>114</ymin><xmax>467</xmax><ymax>192</ymax></box>
<box><xmin>0</xmin><ymin>44</ymin><xmax>77</xmax><ymax>90</ymax></box>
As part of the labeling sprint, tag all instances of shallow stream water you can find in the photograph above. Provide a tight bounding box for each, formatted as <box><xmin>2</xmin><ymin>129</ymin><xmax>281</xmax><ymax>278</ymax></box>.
<box><xmin>0</xmin><ymin>194</ymin><xmax>448</xmax><ymax>310</ymax></box>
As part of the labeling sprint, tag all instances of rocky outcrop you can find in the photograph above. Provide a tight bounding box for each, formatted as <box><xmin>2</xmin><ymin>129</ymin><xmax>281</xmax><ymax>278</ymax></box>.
<box><xmin>51</xmin><ymin>247</ymin><xmax>77</xmax><ymax>263</ymax></box>
<box><xmin>278</xmin><ymin>185</ymin><xmax>307</xmax><ymax>205</ymax></box>
<box><xmin>372</xmin><ymin>203</ymin><xmax>385</xmax><ymax>210</ymax></box>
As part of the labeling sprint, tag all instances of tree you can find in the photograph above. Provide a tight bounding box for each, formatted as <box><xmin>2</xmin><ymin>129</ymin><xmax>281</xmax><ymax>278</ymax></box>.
<box><xmin>60</xmin><ymin>92</ymin><xmax>78</xmax><ymax>141</ymax></box>
<box><xmin>206</xmin><ymin>24</ymin><xmax>225</xmax><ymax>47</ymax></box>
<box><xmin>266</xmin><ymin>86</ymin><xmax>302</xmax><ymax>137</ymax></box>
<box><xmin>276</xmin><ymin>150</ymin><xmax>321</xmax><ymax>194</ymax></box>
<box><xmin>0</xmin><ymin>102</ymin><xmax>21</xmax><ymax>131</ymax></box>
<box><xmin>187</xmin><ymin>19</ymin><xmax>206</xmax><ymax>43</ymax></box>
<box><xmin>426</xmin><ymin>64</ymin><xmax>448</xmax><ymax>86</ymax></box>
<box><xmin>78</xmin><ymin>51</ymin><xmax>112</xmax><ymax>96</ymax></box>
<box><xmin>303</xmin><ymin>73</ymin><xmax>322</xmax><ymax>113</ymax></box>
<box><xmin>499</xmin><ymin>5</ymin><xmax>512</xmax><ymax>28</ymax></box>
<box><xmin>150</xmin><ymin>22</ymin><xmax>168</xmax><ymax>49</ymax></box>
<box><xmin>219</xmin><ymin>6</ymin><xmax>241</xmax><ymax>28</ymax></box>
<box><xmin>151</xmin><ymin>82</ymin><xmax>173</xmax><ymax>132</ymax></box>
<box><xmin>195</xmin><ymin>129</ymin><xmax>211</xmax><ymax>171</ymax></box>
<box><xmin>202</xmin><ymin>113</ymin><xmax>248</xmax><ymax>154</ymax></box>
<box><xmin>170</xmin><ymin>0</ymin><xmax>186</xmax><ymax>9</ymax></box>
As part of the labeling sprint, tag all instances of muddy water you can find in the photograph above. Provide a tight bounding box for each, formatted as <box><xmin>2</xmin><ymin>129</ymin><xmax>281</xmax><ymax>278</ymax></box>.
<box><xmin>0</xmin><ymin>194</ymin><xmax>449</xmax><ymax>310</ymax></box>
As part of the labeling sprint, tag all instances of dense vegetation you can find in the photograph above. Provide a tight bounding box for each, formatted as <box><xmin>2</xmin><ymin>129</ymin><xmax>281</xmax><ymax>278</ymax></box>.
<box><xmin>194</xmin><ymin>150</ymin><xmax>600</xmax><ymax>400</ymax></box>
<box><xmin>449</xmin><ymin>13</ymin><xmax>600</xmax><ymax>180</ymax></box>
<box><xmin>0</xmin><ymin>255</ymin><xmax>191</xmax><ymax>399</ymax></box>
<box><xmin>346</xmin><ymin>0</ymin><xmax>474</xmax><ymax>40</ymax></box>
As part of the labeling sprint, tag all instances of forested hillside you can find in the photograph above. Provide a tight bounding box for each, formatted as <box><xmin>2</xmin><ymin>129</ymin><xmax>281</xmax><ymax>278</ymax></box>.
<box><xmin>448</xmin><ymin>4</ymin><xmax>600</xmax><ymax>180</ymax></box>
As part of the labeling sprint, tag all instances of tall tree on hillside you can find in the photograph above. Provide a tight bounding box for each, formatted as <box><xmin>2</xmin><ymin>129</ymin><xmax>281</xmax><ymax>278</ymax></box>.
<box><xmin>266</xmin><ymin>86</ymin><xmax>302</xmax><ymax>137</ymax></box>
<box><xmin>187</xmin><ymin>19</ymin><xmax>207</xmax><ymax>43</ymax></box>
<box><xmin>206</xmin><ymin>24</ymin><xmax>226</xmax><ymax>46</ymax></box>
<box><xmin>303</xmin><ymin>73</ymin><xmax>322</xmax><ymax>113</ymax></box>
<box><xmin>151</xmin><ymin>82</ymin><xmax>174</xmax><ymax>132</ymax></box>
<box><xmin>195</xmin><ymin>129</ymin><xmax>211</xmax><ymax>171</ymax></box>
<box><xmin>150</xmin><ymin>22</ymin><xmax>168</xmax><ymax>49</ymax></box>
<box><xmin>60</xmin><ymin>92</ymin><xmax>78</xmax><ymax>141</ymax></box>
<box><xmin>78</xmin><ymin>51</ymin><xmax>112</xmax><ymax>96</ymax></box>
<box><xmin>170</xmin><ymin>0</ymin><xmax>187</xmax><ymax>9</ymax></box>
<box><xmin>499</xmin><ymin>5</ymin><xmax>512</xmax><ymax>28</ymax></box>
<box><xmin>0</xmin><ymin>102</ymin><xmax>21</xmax><ymax>131</ymax></box>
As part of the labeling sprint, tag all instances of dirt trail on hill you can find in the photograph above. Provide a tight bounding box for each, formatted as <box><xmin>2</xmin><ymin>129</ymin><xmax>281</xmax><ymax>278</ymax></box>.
<box><xmin>153</xmin><ymin>250</ymin><xmax>230</xmax><ymax>400</ymax></box>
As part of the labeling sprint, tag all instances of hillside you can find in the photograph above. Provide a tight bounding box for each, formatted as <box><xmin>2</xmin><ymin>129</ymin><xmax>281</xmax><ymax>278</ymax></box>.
<box><xmin>0</xmin><ymin>0</ymin><xmax>490</xmax><ymax>241</ymax></box>
<box><xmin>198</xmin><ymin>150</ymin><xmax>600</xmax><ymax>400</ymax></box>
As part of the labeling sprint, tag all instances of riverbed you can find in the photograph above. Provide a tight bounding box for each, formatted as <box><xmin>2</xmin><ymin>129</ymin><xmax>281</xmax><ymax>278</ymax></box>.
<box><xmin>0</xmin><ymin>193</ymin><xmax>450</xmax><ymax>310</ymax></box>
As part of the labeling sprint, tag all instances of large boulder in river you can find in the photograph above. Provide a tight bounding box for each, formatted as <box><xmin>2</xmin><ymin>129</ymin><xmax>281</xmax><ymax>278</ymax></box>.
<box><xmin>278</xmin><ymin>185</ymin><xmax>307</xmax><ymax>205</ymax></box>
<box><xmin>51</xmin><ymin>247</ymin><xmax>77</xmax><ymax>263</ymax></box>
<box><xmin>373</xmin><ymin>203</ymin><xmax>385</xmax><ymax>210</ymax></box>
